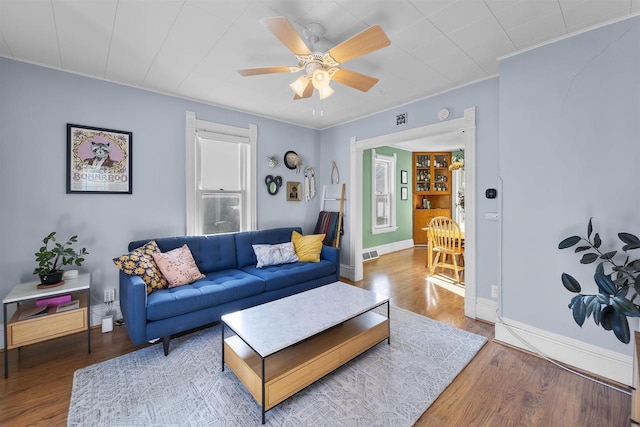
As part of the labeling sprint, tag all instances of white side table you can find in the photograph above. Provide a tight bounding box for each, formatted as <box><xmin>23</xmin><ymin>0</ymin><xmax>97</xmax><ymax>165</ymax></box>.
<box><xmin>3</xmin><ymin>273</ymin><xmax>91</xmax><ymax>378</ymax></box>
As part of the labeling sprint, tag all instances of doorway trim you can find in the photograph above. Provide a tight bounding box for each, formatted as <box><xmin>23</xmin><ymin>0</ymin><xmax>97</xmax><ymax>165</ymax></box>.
<box><xmin>349</xmin><ymin>107</ymin><xmax>477</xmax><ymax>318</ymax></box>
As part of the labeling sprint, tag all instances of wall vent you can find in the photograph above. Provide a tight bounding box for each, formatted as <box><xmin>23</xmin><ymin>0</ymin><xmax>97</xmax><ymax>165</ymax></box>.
<box><xmin>396</xmin><ymin>112</ymin><xmax>407</xmax><ymax>126</ymax></box>
<box><xmin>362</xmin><ymin>250</ymin><xmax>379</xmax><ymax>261</ymax></box>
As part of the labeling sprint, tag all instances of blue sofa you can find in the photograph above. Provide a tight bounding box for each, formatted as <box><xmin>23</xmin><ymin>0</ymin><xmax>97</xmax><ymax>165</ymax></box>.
<box><xmin>119</xmin><ymin>227</ymin><xmax>340</xmax><ymax>354</ymax></box>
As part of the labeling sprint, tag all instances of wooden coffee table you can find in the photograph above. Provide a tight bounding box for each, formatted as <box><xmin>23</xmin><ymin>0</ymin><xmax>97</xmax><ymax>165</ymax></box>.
<box><xmin>221</xmin><ymin>281</ymin><xmax>390</xmax><ymax>424</ymax></box>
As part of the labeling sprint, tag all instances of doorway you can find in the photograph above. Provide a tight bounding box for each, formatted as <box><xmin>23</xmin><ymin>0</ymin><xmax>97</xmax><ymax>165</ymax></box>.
<box><xmin>349</xmin><ymin>108</ymin><xmax>478</xmax><ymax>319</ymax></box>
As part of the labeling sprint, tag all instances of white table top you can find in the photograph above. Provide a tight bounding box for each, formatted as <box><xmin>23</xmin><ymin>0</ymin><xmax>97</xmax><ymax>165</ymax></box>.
<box><xmin>3</xmin><ymin>273</ymin><xmax>91</xmax><ymax>304</ymax></box>
<box><xmin>222</xmin><ymin>281</ymin><xmax>388</xmax><ymax>358</ymax></box>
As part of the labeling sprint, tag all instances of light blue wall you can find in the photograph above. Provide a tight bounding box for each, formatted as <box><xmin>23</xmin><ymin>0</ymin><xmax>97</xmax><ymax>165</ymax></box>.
<box><xmin>320</xmin><ymin>78</ymin><xmax>501</xmax><ymax>299</ymax></box>
<box><xmin>499</xmin><ymin>17</ymin><xmax>640</xmax><ymax>354</ymax></box>
<box><xmin>0</xmin><ymin>58</ymin><xmax>321</xmax><ymax>315</ymax></box>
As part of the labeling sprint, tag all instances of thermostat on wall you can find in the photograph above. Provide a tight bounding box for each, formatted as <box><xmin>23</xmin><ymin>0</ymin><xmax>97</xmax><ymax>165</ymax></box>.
<box><xmin>485</xmin><ymin>188</ymin><xmax>497</xmax><ymax>199</ymax></box>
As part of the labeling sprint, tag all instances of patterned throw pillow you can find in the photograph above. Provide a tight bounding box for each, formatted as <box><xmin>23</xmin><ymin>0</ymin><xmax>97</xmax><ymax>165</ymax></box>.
<box><xmin>252</xmin><ymin>242</ymin><xmax>299</xmax><ymax>268</ymax></box>
<box><xmin>151</xmin><ymin>244</ymin><xmax>205</xmax><ymax>288</ymax></box>
<box><xmin>113</xmin><ymin>240</ymin><xmax>168</xmax><ymax>295</ymax></box>
<box><xmin>291</xmin><ymin>231</ymin><xmax>325</xmax><ymax>262</ymax></box>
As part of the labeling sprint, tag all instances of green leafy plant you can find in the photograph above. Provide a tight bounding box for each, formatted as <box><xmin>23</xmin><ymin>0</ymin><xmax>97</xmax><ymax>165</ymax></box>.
<box><xmin>33</xmin><ymin>232</ymin><xmax>89</xmax><ymax>276</ymax></box>
<box><xmin>558</xmin><ymin>219</ymin><xmax>640</xmax><ymax>344</ymax></box>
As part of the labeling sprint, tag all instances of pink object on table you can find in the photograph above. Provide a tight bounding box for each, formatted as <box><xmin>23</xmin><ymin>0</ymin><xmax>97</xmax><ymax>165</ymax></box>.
<box><xmin>35</xmin><ymin>294</ymin><xmax>72</xmax><ymax>307</ymax></box>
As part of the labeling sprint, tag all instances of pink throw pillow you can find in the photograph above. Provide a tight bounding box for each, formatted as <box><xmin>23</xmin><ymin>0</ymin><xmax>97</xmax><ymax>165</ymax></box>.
<box><xmin>151</xmin><ymin>245</ymin><xmax>205</xmax><ymax>288</ymax></box>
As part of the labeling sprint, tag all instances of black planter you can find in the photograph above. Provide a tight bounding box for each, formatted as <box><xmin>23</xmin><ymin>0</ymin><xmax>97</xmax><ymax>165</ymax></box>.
<box><xmin>38</xmin><ymin>270</ymin><xmax>64</xmax><ymax>286</ymax></box>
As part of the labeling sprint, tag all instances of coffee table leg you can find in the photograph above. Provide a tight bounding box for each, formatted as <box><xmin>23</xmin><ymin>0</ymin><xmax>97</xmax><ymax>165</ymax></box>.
<box><xmin>4</xmin><ymin>303</ymin><xmax>8</xmax><ymax>378</ymax></box>
<box><xmin>87</xmin><ymin>288</ymin><xmax>91</xmax><ymax>353</ymax></box>
<box><xmin>221</xmin><ymin>323</ymin><xmax>225</xmax><ymax>372</ymax></box>
<box><xmin>387</xmin><ymin>301</ymin><xmax>391</xmax><ymax>345</ymax></box>
<box><xmin>261</xmin><ymin>357</ymin><xmax>266</xmax><ymax>424</ymax></box>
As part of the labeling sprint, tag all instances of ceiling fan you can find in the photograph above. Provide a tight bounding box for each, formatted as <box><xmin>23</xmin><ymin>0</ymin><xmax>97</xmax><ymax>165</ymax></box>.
<box><xmin>237</xmin><ymin>16</ymin><xmax>391</xmax><ymax>100</ymax></box>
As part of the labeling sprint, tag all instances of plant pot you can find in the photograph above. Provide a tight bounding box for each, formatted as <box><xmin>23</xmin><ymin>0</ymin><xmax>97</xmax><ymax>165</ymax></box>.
<box><xmin>38</xmin><ymin>270</ymin><xmax>64</xmax><ymax>286</ymax></box>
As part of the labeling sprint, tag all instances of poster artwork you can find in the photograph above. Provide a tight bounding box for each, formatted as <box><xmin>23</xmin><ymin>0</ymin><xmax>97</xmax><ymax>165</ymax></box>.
<box><xmin>67</xmin><ymin>124</ymin><xmax>132</xmax><ymax>194</ymax></box>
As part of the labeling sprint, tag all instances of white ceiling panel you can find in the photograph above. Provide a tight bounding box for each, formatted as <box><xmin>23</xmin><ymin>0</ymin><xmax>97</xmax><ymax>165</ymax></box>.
<box><xmin>298</xmin><ymin>2</ymin><xmax>366</xmax><ymax>45</ymax></box>
<box><xmin>142</xmin><ymin>2</ymin><xmax>238</xmax><ymax>91</ymax></box>
<box><xmin>105</xmin><ymin>0</ymin><xmax>183</xmax><ymax>86</ymax></box>
<box><xmin>389</xmin><ymin>18</ymin><xmax>444</xmax><ymax>54</ymax></box>
<box><xmin>422</xmin><ymin>0</ymin><xmax>493</xmax><ymax>35</ymax></box>
<box><xmin>0</xmin><ymin>31</ymin><xmax>10</xmax><ymax>57</ymax></box>
<box><xmin>0</xmin><ymin>0</ymin><xmax>637</xmax><ymax>129</ymax></box>
<box><xmin>426</xmin><ymin>48</ymin><xmax>487</xmax><ymax>86</ymax></box>
<box><xmin>447</xmin><ymin>15</ymin><xmax>515</xmax><ymax>73</ymax></box>
<box><xmin>53</xmin><ymin>0</ymin><xmax>117</xmax><ymax>77</ymax></box>
<box><xmin>560</xmin><ymin>0</ymin><xmax>631</xmax><ymax>32</ymax></box>
<box><xmin>486</xmin><ymin>0</ymin><xmax>562</xmax><ymax>31</ymax></box>
<box><xmin>0</xmin><ymin>0</ymin><xmax>61</xmax><ymax>68</ymax></box>
<box><xmin>334</xmin><ymin>0</ymin><xmax>424</xmax><ymax>33</ymax></box>
<box><xmin>505</xmin><ymin>11</ymin><xmax>568</xmax><ymax>49</ymax></box>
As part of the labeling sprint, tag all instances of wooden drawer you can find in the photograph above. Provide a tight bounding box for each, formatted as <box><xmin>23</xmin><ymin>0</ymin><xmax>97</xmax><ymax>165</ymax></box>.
<box><xmin>7</xmin><ymin>294</ymin><xmax>88</xmax><ymax>349</ymax></box>
<box><xmin>223</xmin><ymin>310</ymin><xmax>389</xmax><ymax>411</ymax></box>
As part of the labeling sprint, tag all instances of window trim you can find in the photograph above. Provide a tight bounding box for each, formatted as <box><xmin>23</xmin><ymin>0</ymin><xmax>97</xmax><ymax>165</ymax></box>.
<box><xmin>185</xmin><ymin>111</ymin><xmax>257</xmax><ymax>236</ymax></box>
<box><xmin>371</xmin><ymin>149</ymin><xmax>398</xmax><ymax>235</ymax></box>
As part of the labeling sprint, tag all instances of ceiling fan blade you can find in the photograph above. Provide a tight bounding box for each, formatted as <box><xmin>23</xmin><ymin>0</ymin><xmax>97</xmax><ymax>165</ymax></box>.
<box><xmin>237</xmin><ymin>66</ymin><xmax>298</xmax><ymax>76</ymax></box>
<box><xmin>261</xmin><ymin>16</ymin><xmax>311</xmax><ymax>56</ymax></box>
<box><xmin>328</xmin><ymin>25</ymin><xmax>390</xmax><ymax>64</ymax></box>
<box><xmin>332</xmin><ymin>68</ymin><xmax>379</xmax><ymax>92</ymax></box>
<box><xmin>294</xmin><ymin>79</ymin><xmax>314</xmax><ymax>100</ymax></box>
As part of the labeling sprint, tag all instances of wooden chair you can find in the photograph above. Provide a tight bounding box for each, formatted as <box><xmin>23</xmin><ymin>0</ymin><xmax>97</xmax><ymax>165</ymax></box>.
<box><xmin>427</xmin><ymin>216</ymin><xmax>465</xmax><ymax>282</ymax></box>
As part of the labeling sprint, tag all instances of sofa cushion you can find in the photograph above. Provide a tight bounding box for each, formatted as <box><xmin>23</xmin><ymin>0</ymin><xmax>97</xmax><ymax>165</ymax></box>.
<box><xmin>152</xmin><ymin>244</ymin><xmax>205</xmax><ymax>287</ymax></box>
<box><xmin>146</xmin><ymin>269</ymin><xmax>266</xmax><ymax>321</ymax></box>
<box><xmin>253</xmin><ymin>242</ymin><xmax>298</xmax><ymax>268</ymax></box>
<box><xmin>291</xmin><ymin>231</ymin><xmax>325</xmax><ymax>262</ymax></box>
<box><xmin>235</xmin><ymin>227</ymin><xmax>302</xmax><ymax>268</ymax></box>
<box><xmin>242</xmin><ymin>260</ymin><xmax>337</xmax><ymax>292</ymax></box>
<box><xmin>129</xmin><ymin>234</ymin><xmax>237</xmax><ymax>274</ymax></box>
<box><xmin>113</xmin><ymin>240</ymin><xmax>168</xmax><ymax>294</ymax></box>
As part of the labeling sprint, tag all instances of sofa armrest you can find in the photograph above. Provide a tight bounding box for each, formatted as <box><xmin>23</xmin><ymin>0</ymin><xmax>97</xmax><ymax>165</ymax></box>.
<box><xmin>119</xmin><ymin>271</ymin><xmax>147</xmax><ymax>345</ymax></box>
<box><xmin>321</xmin><ymin>245</ymin><xmax>340</xmax><ymax>281</ymax></box>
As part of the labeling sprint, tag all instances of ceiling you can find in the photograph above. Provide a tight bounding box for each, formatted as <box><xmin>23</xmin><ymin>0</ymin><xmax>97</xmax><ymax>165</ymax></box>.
<box><xmin>1</xmin><ymin>1</ymin><xmax>638</xmax><ymax>130</ymax></box>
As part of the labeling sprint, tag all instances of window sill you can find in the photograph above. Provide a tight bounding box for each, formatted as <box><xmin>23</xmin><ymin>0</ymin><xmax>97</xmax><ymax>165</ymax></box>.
<box><xmin>372</xmin><ymin>226</ymin><xmax>398</xmax><ymax>235</ymax></box>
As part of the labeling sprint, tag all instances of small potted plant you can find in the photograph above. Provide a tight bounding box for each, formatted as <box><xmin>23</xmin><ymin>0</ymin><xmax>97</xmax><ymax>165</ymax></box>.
<box><xmin>558</xmin><ymin>218</ymin><xmax>640</xmax><ymax>343</ymax></box>
<box><xmin>33</xmin><ymin>232</ymin><xmax>89</xmax><ymax>286</ymax></box>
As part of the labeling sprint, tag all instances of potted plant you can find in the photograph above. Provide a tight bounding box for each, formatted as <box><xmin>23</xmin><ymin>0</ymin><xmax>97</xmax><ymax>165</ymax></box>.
<box><xmin>558</xmin><ymin>218</ymin><xmax>640</xmax><ymax>343</ymax></box>
<box><xmin>33</xmin><ymin>232</ymin><xmax>89</xmax><ymax>286</ymax></box>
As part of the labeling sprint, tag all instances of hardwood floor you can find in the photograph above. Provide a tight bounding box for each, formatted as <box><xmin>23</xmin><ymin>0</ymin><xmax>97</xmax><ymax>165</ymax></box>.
<box><xmin>0</xmin><ymin>246</ymin><xmax>630</xmax><ymax>426</ymax></box>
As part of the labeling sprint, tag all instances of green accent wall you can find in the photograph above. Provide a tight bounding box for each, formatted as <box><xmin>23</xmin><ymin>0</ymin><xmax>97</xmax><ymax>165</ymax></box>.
<box><xmin>362</xmin><ymin>146</ymin><xmax>413</xmax><ymax>249</ymax></box>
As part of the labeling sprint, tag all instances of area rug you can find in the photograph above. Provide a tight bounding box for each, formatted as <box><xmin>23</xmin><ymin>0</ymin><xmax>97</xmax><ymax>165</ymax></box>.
<box><xmin>68</xmin><ymin>307</ymin><xmax>486</xmax><ymax>426</ymax></box>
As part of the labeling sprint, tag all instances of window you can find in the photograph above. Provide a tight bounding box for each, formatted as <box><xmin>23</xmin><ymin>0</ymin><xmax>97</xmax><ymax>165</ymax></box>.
<box><xmin>371</xmin><ymin>149</ymin><xmax>397</xmax><ymax>234</ymax></box>
<box><xmin>185</xmin><ymin>112</ymin><xmax>256</xmax><ymax>235</ymax></box>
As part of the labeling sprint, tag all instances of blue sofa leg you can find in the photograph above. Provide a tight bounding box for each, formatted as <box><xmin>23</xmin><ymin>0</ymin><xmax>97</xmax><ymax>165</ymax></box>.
<box><xmin>162</xmin><ymin>336</ymin><xmax>170</xmax><ymax>356</ymax></box>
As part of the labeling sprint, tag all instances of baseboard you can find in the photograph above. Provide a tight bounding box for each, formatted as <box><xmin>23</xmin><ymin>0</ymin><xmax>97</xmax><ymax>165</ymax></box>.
<box><xmin>475</xmin><ymin>297</ymin><xmax>497</xmax><ymax>323</ymax></box>
<box><xmin>340</xmin><ymin>264</ymin><xmax>355</xmax><ymax>281</ymax></box>
<box><xmin>495</xmin><ymin>316</ymin><xmax>633</xmax><ymax>386</ymax></box>
<box><xmin>364</xmin><ymin>239</ymin><xmax>415</xmax><ymax>257</ymax></box>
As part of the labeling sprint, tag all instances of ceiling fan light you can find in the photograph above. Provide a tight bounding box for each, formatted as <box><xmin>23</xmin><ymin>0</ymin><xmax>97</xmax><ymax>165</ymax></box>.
<box><xmin>312</xmin><ymin>69</ymin><xmax>330</xmax><ymax>89</ymax></box>
<box><xmin>289</xmin><ymin>75</ymin><xmax>309</xmax><ymax>97</ymax></box>
<box><xmin>318</xmin><ymin>85</ymin><xmax>334</xmax><ymax>100</ymax></box>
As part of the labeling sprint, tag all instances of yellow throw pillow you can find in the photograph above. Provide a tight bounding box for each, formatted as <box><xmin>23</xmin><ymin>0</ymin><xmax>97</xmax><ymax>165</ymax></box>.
<box><xmin>291</xmin><ymin>231</ymin><xmax>325</xmax><ymax>262</ymax></box>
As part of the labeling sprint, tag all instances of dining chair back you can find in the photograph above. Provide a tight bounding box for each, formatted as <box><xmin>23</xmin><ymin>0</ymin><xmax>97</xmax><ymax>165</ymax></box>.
<box><xmin>427</xmin><ymin>216</ymin><xmax>465</xmax><ymax>282</ymax></box>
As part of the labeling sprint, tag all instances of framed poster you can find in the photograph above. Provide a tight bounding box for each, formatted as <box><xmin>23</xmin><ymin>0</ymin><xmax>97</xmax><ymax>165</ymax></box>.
<box><xmin>401</xmin><ymin>187</ymin><xmax>408</xmax><ymax>200</ymax></box>
<box><xmin>400</xmin><ymin>170</ymin><xmax>408</xmax><ymax>184</ymax></box>
<box><xmin>67</xmin><ymin>124</ymin><xmax>132</xmax><ymax>194</ymax></box>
